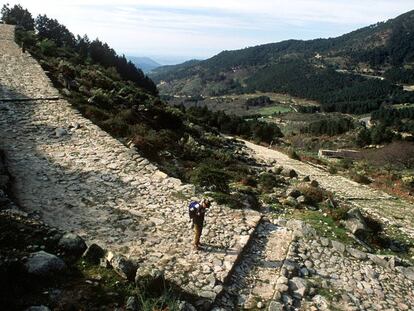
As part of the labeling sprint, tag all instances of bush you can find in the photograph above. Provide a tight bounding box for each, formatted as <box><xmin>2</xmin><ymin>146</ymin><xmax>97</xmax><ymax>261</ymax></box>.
<box><xmin>297</xmin><ymin>184</ymin><xmax>325</xmax><ymax>205</ymax></box>
<box><xmin>210</xmin><ymin>192</ymin><xmax>243</xmax><ymax>209</ymax></box>
<box><xmin>37</xmin><ymin>38</ymin><xmax>57</xmax><ymax>56</ymax></box>
<box><xmin>82</xmin><ymin>105</ymin><xmax>109</xmax><ymax>122</ymax></box>
<box><xmin>328</xmin><ymin>166</ymin><xmax>338</xmax><ymax>174</ymax></box>
<box><xmin>189</xmin><ymin>163</ymin><xmax>230</xmax><ymax>193</ymax></box>
<box><xmin>328</xmin><ymin>205</ymin><xmax>350</xmax><ymax>221</ymax></box>
<box><xmin>350</xmin><ymin>172</ymin><xmax>371</xmax><ymax>184</ymax></box>
<box><xmin>288</xmin><ymin>148</ymin><xmax>301</xmax><ymax>160</ymax></box>
<box><xmin>89</xmin><ymin>88</ymin><xmax>113</xmax><ymax>110</ymax></box>
<box><xmin>258</xmin><ymin>173</ymin><xmax>279</xmax><ymax>192</ymax></box>
<box><xmin>240</xmin><ymin>176</ymin><xmax>258</xmax><ymax>187</ymax></box>
<box><xmin>101</xmin><ymin>115</ymin><xmax>130</xmax><ymax>137</ymax></box>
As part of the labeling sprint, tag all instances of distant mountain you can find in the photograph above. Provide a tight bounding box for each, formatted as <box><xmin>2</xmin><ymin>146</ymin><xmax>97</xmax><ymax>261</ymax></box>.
<box><xmin>128</xmin><ymin>56</ymin><xmax>161</xmax><ymax>73</ymax></box>
<box><xmin>150</xmin><ymin>59</ymin><xmax>201</xmax><ymax>81</ymax></box>
<box><xmin>150</xmin><ymin>10</ymin><xmax>414</xmax><ymax>114</ymax></box>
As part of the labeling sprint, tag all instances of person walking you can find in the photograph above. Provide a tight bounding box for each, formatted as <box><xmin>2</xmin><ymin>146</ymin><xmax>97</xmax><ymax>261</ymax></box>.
<box><xmin>189</xmin><ymin>198</ymin><xmax>211</xmax><ymax>250</ymax></box>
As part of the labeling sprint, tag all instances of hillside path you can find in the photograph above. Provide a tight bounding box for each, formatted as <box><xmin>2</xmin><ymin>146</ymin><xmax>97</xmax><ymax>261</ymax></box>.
<box><xmin>240</xmin><ymin>139</ymin><xmax>414</xmax><ymax>238</ymax></box>
<box><xmin>0</xmin><ymin>24</ymin><xmax>266</xmax><ymax>306</ymax></box>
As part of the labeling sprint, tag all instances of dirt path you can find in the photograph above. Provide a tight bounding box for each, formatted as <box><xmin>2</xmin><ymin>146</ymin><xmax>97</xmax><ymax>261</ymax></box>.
<box><xmin>240</xmin><ymin>139</ymin><xmax>414</xmax><ymax>238</ymax></box>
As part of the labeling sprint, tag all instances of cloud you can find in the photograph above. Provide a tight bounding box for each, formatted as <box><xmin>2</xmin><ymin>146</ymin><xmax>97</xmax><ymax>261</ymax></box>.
<box><xmin>4</xmin><ymin>0</ymin><xmax>414</xmax><ymax>60</ymax></box>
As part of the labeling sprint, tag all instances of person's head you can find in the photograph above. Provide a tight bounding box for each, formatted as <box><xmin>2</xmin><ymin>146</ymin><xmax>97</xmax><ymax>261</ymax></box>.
<box><xmin>201</xmin><ymin>198</ymin><xmax>211</xmax><ymax>209</ymax></box>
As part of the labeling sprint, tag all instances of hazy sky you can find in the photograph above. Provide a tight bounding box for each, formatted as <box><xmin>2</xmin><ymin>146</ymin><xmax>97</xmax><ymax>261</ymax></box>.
<box><xmin>3</xmin><ymin>1</ymin><xmax>414</xmax><ymax>64</ymax></box>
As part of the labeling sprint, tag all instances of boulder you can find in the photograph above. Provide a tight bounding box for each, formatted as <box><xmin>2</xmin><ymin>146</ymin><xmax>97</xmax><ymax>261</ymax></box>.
<box><xmin>268</xmin><ymin>301</ymin><xmax>283</xmax><ymax>311</ymax></box>
<box><xmin>178</xmin><ymin>301</ymin><xmax>197</xmax><ymax>311</ymax></box>
<box><xmin>289</xmin><ymin>277</ymin><xmax>308</xmax><ymax>298</ymax></box>
<box><xmin>296</xmin><ymin>195</ymin><xmax>306</xmax><ymax>204</ymax></box>
<box><xmin>135</xmin><ymin>266</ymin><xmax>165</xmax><ymax>292</ymax></box>
<box><xmin>58</xmin><ymin>233</ymin><xmax>87</xmax><ymax>258</ymax></box>
<box><xmin>55</xmin><ymin>128</ymin><xmax>67</xmax><ymax>138</ymax></box>
<box><xmin>287</xmin><ymin>188</ymin><xmax>301</xmax><ymax>198</ymax></box>
<box><xmin>346</xmin><ymin>247</ymin><xmax>367</xmax><ymax>260</ymax></box>
<box><xmin>272</xmin><ymin>166</ymin><xmax>283</xmax><ymax>175</ymax></box>
<box><xmin>367</xmin><ymin>254</ymin><xmax>388</xmax><ymax>268</ymax></box>
<box><xmin>312</xmin><ymin>295</ymin><xmax>329</xmax><ymax>310</ymax></box>
<box><xmin>344</xmin><ymin>208</ymin><xmax>369</xmax><ymax>237</ymax></box>
<box><xmin>25</xmin><ymin>251</ymin><xmax>66</xmax><ymax>277</ymax></box>
<box><xmin>402</xmin><ymin>266</ymin><xmax>414</xmax><ymax>281</ymax></box>
<box><xmin>286</xmin><ymin>220</ymin><xmax>316</xmax><ymax>238</ymax></box>
<box><xmin>83</xmin><ymin>243</ymin><xmax>105</xmax><ymax>264</ymax></box>
<box><xmin>110</xmin><ymin>255</ymin><xmax>138</xmax><ymax>281</ymax></box>
<box><xmin>302</xmin><ymin>176</ymin><xmax>311</xmax><ymax>182</ymax></box>
<box><xmin>310</xmin><ymin>180</ymin><xmax>319</xmax><ymax>187</ymax></box>
<box><xmin>331</xmin><ymin>240</ymin><xmax>345</xmax><ymax>254</ymax></box>
<box><xmin>281</xmin><ymin>168</ymin><xmax>298</xmax><ymax>178</ymax></box>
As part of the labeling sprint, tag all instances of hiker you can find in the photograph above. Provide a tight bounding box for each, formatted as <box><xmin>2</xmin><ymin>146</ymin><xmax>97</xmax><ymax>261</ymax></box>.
<box><xmin>188</xmin><ymin>198</ymin><xmax>211</xmax><ymax>250</ymax></box>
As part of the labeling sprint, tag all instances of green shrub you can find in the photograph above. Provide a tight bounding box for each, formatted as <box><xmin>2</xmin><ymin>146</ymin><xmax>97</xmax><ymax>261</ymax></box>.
<box><xmin>328</xmin><ymin>206</ymin><xmax>350</xmax><ymax>221</ymax></box>
<box><xmin>350</xmin><ymin>172</ymin><xmax>371</xmax><ymax>184</ymax></box>
<box><xmin>89</xmin><ymin>88</ymin><xmax>113</xmax><ymax>109</ymax></box>
<box><xmin>258</xmin><ymin>173</ymin><xmax>279</xmax><ymax>192</ymax></box>
<box><xmin>240</xmin><ymin>176</ymin><xmax>258</xmax><ymax>187</ymax></box>
<box><xmin>328</xmin><ymin>166</ymin><xmax>338</xmax><ymax>174</ymax></box>
<box><xmin>210</xmin><ymin>192</ymin><xmax>243</xmax><ymax>209</ymax></box>
<box><xmin>288</xmin><ymin>148</ymin><xmax>301</xmax><ymax>160</ymax></box>
<box><xmin>101</xmin><ymin>115</ymin><xmax>130</xmax><ymax>137</ymax></box>
<box><xmin>189</xmin><ymin>163</ymin><xmax>230</xmax><ymax>193</ymax></box>
<box><xmin>37</xmin><ymin>38</ymin><xmax>57</xmax><ymax>56</ymax></box>
<box><xmin>297</xmin><ymin>184</ymin><xmax>325</xmax><ymax>205</ymax></box>
<box><xmin>58</xmin><ymin>60</ymin><xmax>76</xmax><ymax>79</ymax></box>
<box><xmin>261</xmin><ymin>193</ymin><xmax>280</xmax><ymax>204</ymax></box>
<box><xmin>83</xmin><ymin>105</ymin><xmax>109</xmax><ymax>122</ymax></box>
<box><xmin>338</xmin><ymin>158</ymin><xmax>353</xmax><ymax>169</ymax></box>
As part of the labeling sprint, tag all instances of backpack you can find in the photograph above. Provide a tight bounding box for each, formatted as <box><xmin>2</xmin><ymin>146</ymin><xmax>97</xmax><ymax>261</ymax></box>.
<box><xmin>188</xmin><ymin>201</ymin><xmax>200</xmax><ymax>219</ymax></box>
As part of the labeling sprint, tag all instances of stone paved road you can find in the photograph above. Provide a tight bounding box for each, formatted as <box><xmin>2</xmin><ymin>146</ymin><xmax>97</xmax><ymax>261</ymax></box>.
<box><xmin>214</xmin><ymin>220</ymin><xmax>293</xmax><ymax>310</ymax></box>
<box><xmin>240</xmin><ymin>139</ymin><xmax>414</xmax><ymax>238</ymax></box>
<box><xmin>0</xmin><ymin>24</ymin><xmax>263</xmax><ymax>305</ymax></box>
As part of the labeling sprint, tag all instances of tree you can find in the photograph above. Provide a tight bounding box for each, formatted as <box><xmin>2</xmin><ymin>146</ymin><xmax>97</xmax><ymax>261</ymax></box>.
<box><xmin>35</xmin><ymin>14</ymin><xmax>75</xmax><ymax>47</ymax></box>
<box><xmin>370</xmin><ymin>125</ymin><xmax>394</xmax><ymax>145</ymax></box>
<box><xmin>76</xmin><ymin>35</ymin><xmax>90</xmax><ymax>60</ymax></box>
<box><xmin>356</xmin><ymin>128</ymin><xmax>371</xmax><ymax>147</ymax></box>
<box><xmin>1</xmin><ymin>4</ymin><xmax>34</xmax><ymax>30</ymax></box>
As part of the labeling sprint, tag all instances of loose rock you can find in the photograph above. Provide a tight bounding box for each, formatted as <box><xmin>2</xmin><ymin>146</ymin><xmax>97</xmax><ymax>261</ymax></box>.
<box><xmin>25</xmin><ymin>251</ymin><xmax>66</xmax><ymax>277</ymax></box>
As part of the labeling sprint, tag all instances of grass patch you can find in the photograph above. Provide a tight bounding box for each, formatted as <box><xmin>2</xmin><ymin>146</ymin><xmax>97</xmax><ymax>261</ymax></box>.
<box><xmin>77</xmin><ymin>261</ymin><xmax>181</xmax><ymax>310</ymax></box>
<box><xmin>257</xmin><ymin>105</ymin><xmax>293</xmax><ymax>116</ymax></box>
<box><xmin>291</xmin><ymin>209</ymin><xmax>353</xmax><ymax>244</ymax></box>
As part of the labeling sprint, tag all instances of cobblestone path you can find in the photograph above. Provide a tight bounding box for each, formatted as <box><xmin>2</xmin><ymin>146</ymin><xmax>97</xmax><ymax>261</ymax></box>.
<box><xmin>214</xmin><ymin>219</ymin><xmax>293</xmax><ymax>310</ymax></box>
<box><xmin>241</xmin><ymin>139</ymin><xmax>414</xmax><ymax>238</ymax></box>
<box><xmin>0</xmin><ymin>24</ymin><xmax>264</xmax><ymax>305</ymax></box>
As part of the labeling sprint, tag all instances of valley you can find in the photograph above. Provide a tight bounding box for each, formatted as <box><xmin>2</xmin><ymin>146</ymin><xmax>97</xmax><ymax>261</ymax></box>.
<box><xmin>1</xmin><ymin>4</ymin><xmax>414</xmax><ymax>311</ymax></box>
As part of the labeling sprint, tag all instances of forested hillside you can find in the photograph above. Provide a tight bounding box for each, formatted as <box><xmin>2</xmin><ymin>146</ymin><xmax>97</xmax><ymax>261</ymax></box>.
<box><xmin>151</xmin><ymin>9</ymin><xmax>414</xmax><ymax>114</ymax></box>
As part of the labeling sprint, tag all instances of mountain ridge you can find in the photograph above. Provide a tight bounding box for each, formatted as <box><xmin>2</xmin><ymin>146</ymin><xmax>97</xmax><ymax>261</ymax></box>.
<box><xmin>150</xmin><ymin>9</ymin><xmax>414</xmax><ymax>105</ymax></box>
<box><xmin>128</xmin><ymin>56</ymin><xmax>161</xmax><ymax>73</ymax></box>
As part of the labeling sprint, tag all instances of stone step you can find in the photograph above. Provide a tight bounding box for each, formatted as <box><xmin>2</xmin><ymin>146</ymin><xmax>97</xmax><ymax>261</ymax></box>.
<box><xmin>213</xmin><ymin>219</ymin><xmax>293</xmax><ymax>310</ymax></box>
